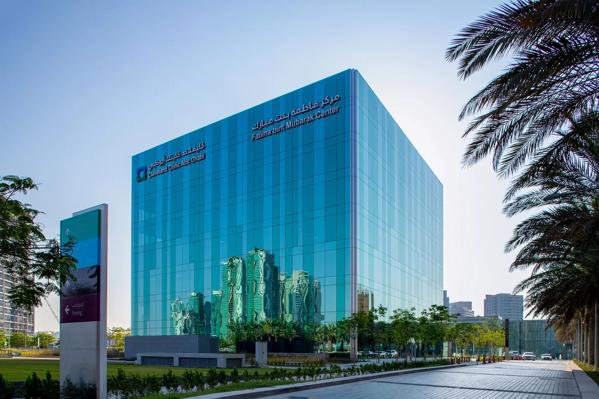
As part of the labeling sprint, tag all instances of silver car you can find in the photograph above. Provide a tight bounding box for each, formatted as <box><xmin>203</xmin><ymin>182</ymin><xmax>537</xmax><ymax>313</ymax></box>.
<box><xmin>522</xmin><ymin>352</ymin><xmax>536</xmax><ymax>360</ymax></box>
<box><xmin>540</xmin><ymin>353</ymin><xmax>552</xmax><ymax>360</ymax></box>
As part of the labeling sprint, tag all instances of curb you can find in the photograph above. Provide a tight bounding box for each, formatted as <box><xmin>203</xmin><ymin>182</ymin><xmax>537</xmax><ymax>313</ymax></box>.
<box><xmin>570</xmin><ymin>361</ymin><xmax>599</xmax><ymax>399</ymax></box>
<box><xmin>190</xmin><ymin>362</ymin><xmax>471</xmax><ymax>399</ymax></box>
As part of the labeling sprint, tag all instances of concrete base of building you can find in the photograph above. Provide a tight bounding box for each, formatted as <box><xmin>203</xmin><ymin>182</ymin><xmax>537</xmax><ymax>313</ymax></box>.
<box><xmin>136</xmin><ymin>352</ymin><xmax>245</xmax><ymax>368</ymax></box>
<box><xmin>124</xmin><ymin>335</ymin><xmax>220</xmax><ymax>360</ymax></box>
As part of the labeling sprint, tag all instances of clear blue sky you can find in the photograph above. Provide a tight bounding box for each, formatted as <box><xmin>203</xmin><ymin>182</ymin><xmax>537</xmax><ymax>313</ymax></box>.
<box><xmin>1</xmin><ymin>0</ymin><xmax>525</xmax><ymax>331</ymax></box>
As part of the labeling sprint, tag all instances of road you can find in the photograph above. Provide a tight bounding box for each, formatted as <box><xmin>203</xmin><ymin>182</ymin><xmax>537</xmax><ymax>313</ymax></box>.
<box><xmin>263</xmin><ymin>360</ymin><xmax>588</xmax><ymax>399</ymax></box>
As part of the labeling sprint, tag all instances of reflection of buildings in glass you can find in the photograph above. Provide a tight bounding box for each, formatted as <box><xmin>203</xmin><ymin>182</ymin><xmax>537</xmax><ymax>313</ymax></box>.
<box><xmin>188</xmin><ymin>292</ymin><xmax>204</xmax><ymax>334</ymax></box>
<box><xmin>172</xmin><ymin>248</ymin><xmax>322</xmax><ymax>337</ymax></box>
<box><xmin>313</xmin><ymin>280</ymin><xmax>323</xmax><ymax>324</ymax></box>
<box><xmin>357</xmin><ymin>287</ymin><xmax>374</xmax><ymax>313</ymax></box>
<box><xmin>289</xmin><ymin>270</ymin><xmax>313</xmax><ymax>325</ymax></box>
<box><xmin>210</xmin><ymin>290</ymin><xmax>223</xmax><ymax>336</ymax></box>
<box><xmin>224</xmin><ymin>256</ymin><xmax>245</xmax><ymax>327</ymax></box>
<box><xmin>203</xmin><ymin>300</ymin><xmax>212</xmax><ymax>336</ymax></box>
<box><xmin>246</xmin><ymin>248</ymin><xmax>278</xmax><ymax>323</ymax></box>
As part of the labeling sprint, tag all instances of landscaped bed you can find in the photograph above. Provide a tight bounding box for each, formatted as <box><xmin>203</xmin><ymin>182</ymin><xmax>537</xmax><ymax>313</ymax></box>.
<box><xmin>0</xmin><ymin>358</ymin><xmax>453</xmax><ymax>398</ymax></box>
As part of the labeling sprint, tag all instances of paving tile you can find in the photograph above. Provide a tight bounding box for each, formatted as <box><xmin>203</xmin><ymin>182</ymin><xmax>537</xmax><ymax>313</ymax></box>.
<box><xmin>264</xmin><ymin>360</ymin><xmax>581</xmax><ymax>399</ymax></box>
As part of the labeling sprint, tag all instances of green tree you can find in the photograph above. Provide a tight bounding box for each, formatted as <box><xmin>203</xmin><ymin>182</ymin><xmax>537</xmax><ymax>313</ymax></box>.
<box><xmin>348</xmin><ymin>310</ymin><xmax>376</xmax><ymax>351</ymax></box>
<box><xmin>452</xmin><ymin>323</ymin><xmax>478</xmax><ymax>357</ymax></box>
<box><xmin>448</xmin><ymin>0</ymin><xmax>599</xmax><ymax>368</ymax></box>
<box><xmin>446</xmin><ymin>0</ymin><xmax>599</xmax><ymax>177</ymax></box>
<box><xmin>0</xmin><ymin>175</ymin><xmax>77</xmax><ymax>311</ymax></box>
<box><xmin>324</xmin><ymin>323</ymin><xmax>337</xmax><ymax>352</ymax></box>
<box><xmin>335</xmin><ymin>319</ymin><xmax>350</xmax><ymax>351</ymax></box>
<box><xmin>9</xmin><ymin>331</ymin><xmax>27</xmax><ymax>348</ymax></box>
<box><xmin>503</xmin><ymin>115</ymin><xmax>599</xmax><ymax>365</ymax></box>
<box><xmin>390</xmin><ymin>308</ymin><xmax>417</xmax><ymax>360</ymax></box>
<box><xmin>0</xmin><ymin>330</ymin><xmax>6</xmax><ymax>348</ymax></box>
<box><xmin>34</xmin><ymin>332</ymin><xmax>56</xmax><ymax>348</ymax></box>
<box><xmin>107</xmin><ymin>327</ymin><xmax>130</xmax><ymax>351</ymax></box>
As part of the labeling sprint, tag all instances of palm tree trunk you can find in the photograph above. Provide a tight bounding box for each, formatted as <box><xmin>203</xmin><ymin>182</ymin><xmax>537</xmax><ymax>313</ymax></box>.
<box><xmin>579</xmin><ymin>318</ymin><xmax>583</xmax><ymax>361</ymax></box>
<box><xmin>576</xmin><ymin>319</ymin><xmax>579</xmax><ymax>360</ymax></box>
<box><xmin>575</xmin><ymin>320</ymin><xmax>580</xmax><ymax>360</ymax></box>
<box><xmin>584</xmin><ymin>319</ymin><xmax>588</xmax><ymax>363</ymax></box>
<box><xmin>588</xmin><ymin>316</ymin><xmax>591</xmax><ymax>365</ymax></box>
<box><xmin>595</xmin><ymin>300</ymin><xmax>598</xmax><ymax>369</ymax></box>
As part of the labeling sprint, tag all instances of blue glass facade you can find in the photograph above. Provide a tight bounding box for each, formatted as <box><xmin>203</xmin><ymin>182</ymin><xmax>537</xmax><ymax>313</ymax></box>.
<box><xmin>131</xmin><ymin>70</ymin><xmax>442</xmax><ymax>337</ymax></box>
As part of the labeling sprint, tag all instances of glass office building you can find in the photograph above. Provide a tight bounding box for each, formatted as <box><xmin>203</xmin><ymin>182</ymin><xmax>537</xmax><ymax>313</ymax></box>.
<box><xmin>131</xmin><ymin>70</ymin><xmax>443</xmax><ymax>337</ymax></box>
<box><xmin>509</xmin><ymin>320</ymin><xmax>572</xmax><ymax>359</ymax></box>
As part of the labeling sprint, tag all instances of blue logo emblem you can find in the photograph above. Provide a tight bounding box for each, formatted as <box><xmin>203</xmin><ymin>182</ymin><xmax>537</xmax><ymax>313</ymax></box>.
<box><xmin>136</xmin><ymin>166</ymin><xmax>147</xmax><ymax>182</ymax></box>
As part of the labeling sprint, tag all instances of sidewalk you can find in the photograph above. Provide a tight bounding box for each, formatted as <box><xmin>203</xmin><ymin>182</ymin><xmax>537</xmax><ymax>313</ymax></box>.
<box><xmin>570</xmin><ymin>360</ymin><xmax>599</xmax><ymax>399</ymax></box>
<box><xmin>187</xmin><ymin>362</ymin><xmax>470</xmax><ymax>399</ymax></box>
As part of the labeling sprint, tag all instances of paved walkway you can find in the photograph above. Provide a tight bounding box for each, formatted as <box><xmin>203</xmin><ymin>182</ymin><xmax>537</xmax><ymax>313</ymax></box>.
<box><xmin>263</xmin><ymin>361</ymin><xmax>594</xmax><ymax>399</ymax></box>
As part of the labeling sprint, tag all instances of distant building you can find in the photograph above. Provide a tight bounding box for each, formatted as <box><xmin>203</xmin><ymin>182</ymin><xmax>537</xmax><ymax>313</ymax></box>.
<box><xmin>443</xmin><ymin>290</ymin><xmax>449</xmax><ymax>309</ymax></box>
<box><xmin>0</xmin><ymin>266</ymin><xmax>34</xmax><ymax>335</ymax></box>
<box><xmin>484</xmin><ymin>293</ymin><xmax>523</xmax><ymax>321</ymax></box>
<box><xmin>357</xmin><ymin>287</ymin><xmax>374</xmax><ymax>313</ymax></box>
<box><xmin>449</xmin><ymin>301</ymin><xmax>474</xmax><ymax>317</ymax></box>
<box><xmin>508</xmin><ymin>320</ymin><xmax>571</xmax><ymax>358</ymax></box>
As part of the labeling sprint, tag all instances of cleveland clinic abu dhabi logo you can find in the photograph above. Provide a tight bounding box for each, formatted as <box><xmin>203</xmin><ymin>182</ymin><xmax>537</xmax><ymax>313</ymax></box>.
<box><xmin>136</xmin><ymin>166</ymin><xmax>147</xmax><ymax>182</ymax></box>
<box><xmin>136</xmin><ymin>142</ymin><xmax>207</xmax><ymax>183</ymax></box>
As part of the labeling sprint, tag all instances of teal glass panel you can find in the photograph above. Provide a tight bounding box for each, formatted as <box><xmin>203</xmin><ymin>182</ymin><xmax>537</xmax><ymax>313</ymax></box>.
<box><xmin>60</xmin><ymin>210</ymin><xmax>101</xmax><ymax>269</ymax></box>
<box><xmin>132</xmin><ymin>71</ymin><xmax>351</xmax><ymax>336</ymax></box>
<box><xmin>354</xmin><ymin>71</ymin><xmax>443</xmax><ymax>316</ymax></box>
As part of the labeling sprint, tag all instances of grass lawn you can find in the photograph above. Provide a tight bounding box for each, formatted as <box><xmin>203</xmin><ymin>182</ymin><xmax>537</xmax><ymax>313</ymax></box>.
<box><xmin>0</xmin><ymin>358</ymin><xmax>272</xmax><ymax>382</ymax></box>
<box><xmin>574</xmin><ymin>360</ymin><xmax>599</xmax><ymax>385</ymax></box>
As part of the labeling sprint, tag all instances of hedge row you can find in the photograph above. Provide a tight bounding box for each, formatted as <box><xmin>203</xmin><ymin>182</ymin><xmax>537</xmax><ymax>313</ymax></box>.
<box><xmin>0</xmin><ymin>359</ymin><xmax>452</xmax><ymax>398</ymax></box>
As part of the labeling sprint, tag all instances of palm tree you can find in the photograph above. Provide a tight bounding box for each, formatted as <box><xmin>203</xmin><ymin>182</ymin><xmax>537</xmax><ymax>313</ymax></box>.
<box><xmin>504</xmin><ymin>113</ymin><xmax>599</xmax><ymax>366</ymax></box>
<box><xmin>446</xmin><ymin>0</ymin><xmax>599</xmax><ymax>177</ymax></box>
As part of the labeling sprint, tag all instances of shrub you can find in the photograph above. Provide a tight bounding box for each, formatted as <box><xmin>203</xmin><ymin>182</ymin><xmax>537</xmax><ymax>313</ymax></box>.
<box><xmin>181</xmin><ymin>370</ymin><xmax>195</xmax><ymax>390</ymax></box>
<box><xmin>42</xmin><ymin>372</ymin><xmax>59</xmax><ymax>398</ymax></box>
<box><xmin>230</xmin><ymin>368</ymin><xmax>239</xmax><ymax>383</ymax></box>
<box><xmin>0</xmin><ymin>374</ymin><xmax>15</xmax><ymax>399</ymax></box>
<box><xmin>161</xmin><ymin>370</ymin><xmax>178</xmax><ymax>390</ymax></box>
<box><xmin>60</xmin><ymin>378</ymin><xmax>95</xmax><ymax>399</ymax></box>
<box><xmin>24</xmin><ymin>371</ymin><xmax>43</xmax><ymax>399</ymax></box>
<box><xmin>217</xmin><ymin>370</ymin><xmax>227</xmax><ymax>385</ymax></box>
<box><xmin>193</xmin><ymin>371</ymin><xmax>205</xmax><ymax>390</ymax></box>
<box><xmin>206</xmin><ymin>369</ymin><xmax>218</xmax><ymax>387</ymax></box>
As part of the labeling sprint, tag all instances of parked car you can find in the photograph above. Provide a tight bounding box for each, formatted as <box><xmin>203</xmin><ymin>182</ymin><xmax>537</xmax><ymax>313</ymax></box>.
<box><xmin>374</xmin><ymin>350</ymin><xmax>387</xmax><ymax>358</ymax></box>
<box><xmin>522</xmin><ymin>352</ymin><xmax>536</xmax><ymax>360</ymax></box>
<box><xmin>387</xmin><ymin>349</ymin><xmax>398</xmax><ymax>357</ymax></box>
<box><xmin>508</xmin><ymin>350</ymin><xmax>522</xmax><ymax>360</ymax></box>
<box><xmin>540</xmin><ymin>353</ymin><xmax>552</xmax><ymax>360</ymax></box>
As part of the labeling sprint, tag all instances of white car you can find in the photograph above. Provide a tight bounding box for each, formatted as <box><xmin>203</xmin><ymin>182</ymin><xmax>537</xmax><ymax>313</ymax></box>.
<box><xmin>522</xmin><ymin>352</ymin><xmax>536</xmax><ymax>360</ymax></box>
<box><xmin>540</xmin><ymin>353</ymin><xmax>552</xmax><ymax>360</ymax></box>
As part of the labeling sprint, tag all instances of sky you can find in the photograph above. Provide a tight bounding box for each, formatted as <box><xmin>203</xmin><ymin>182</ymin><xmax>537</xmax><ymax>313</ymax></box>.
<box><xmin>0</xmin><ymin>0</ymin><xmax>531</xmax><ymax>332</ymax></box>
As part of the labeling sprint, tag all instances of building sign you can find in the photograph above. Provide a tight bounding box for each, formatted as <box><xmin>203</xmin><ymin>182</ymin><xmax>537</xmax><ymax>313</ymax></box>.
<box><xmin>251</xmin><ymin>94</ymin><xmax>341</xmax><ymax>142</ymax></box>
<box><xmin>60</xmin><ymin>209</ymin><xmax>102</xmax><ymax>323</ymax></box>
<box><xmin>59</xmin><ymin>204</ymin><xmax>108</xmax><ymax>398</ymax></box>
<box><xmin>137</xmin><ymin>142</ymin><xmax>207</xmax><ymax>182</ymax></box>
